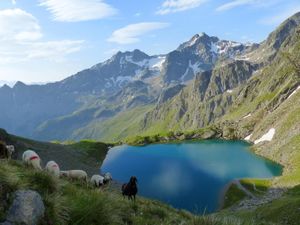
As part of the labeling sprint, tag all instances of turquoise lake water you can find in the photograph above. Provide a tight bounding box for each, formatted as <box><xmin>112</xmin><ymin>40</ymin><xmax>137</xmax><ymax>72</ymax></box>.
<box><xmin>100</xmin><ymin>140</ymin><xmax>282</xmax><ymax>213</ymax></box>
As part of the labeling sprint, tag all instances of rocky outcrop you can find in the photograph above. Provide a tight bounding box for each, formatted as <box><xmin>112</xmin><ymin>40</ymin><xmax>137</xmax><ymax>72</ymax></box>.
<box><xmin>2</xmin><ymin>190</ymin><xmax>45</xmax><ymax>225</ymax></box>
<box><xmin>157</xmin><ymin>84</ymin><xmax>185</xmax><ymax>105</ymax></box>
<box><xmin>244</xmin><ymin>12</ymin><xmax>300</xmax><ymax>64</ymax></box>
<box><xmin>162</xmin><ymin>32</ymin><xmax>255</xmax><ymax>84</ymax></box>
<box><xmin>142</xmin><ymin>59</ymin><xmax>256</xmax><ymax>132</ymax></box>
<box><xmin>204</xmin><ymin>61</ymin><xmax>258</xmax><ymax>100</ymax></box>
<box><xmin>218</xmin><ymin>121</ymin><xmax>253</xmax><ymax>140</ymax></box>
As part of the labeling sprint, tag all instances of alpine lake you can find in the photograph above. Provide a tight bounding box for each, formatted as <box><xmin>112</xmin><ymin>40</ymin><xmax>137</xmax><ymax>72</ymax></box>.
<box><xmin>100</xmin><ymin>140</ymin><xmax>282</xmax><ymax>213</ymax></box>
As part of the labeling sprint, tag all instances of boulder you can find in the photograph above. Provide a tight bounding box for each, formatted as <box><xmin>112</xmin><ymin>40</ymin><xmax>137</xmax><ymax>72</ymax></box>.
<box><xmin>201</xmin><ymin>129</ymin><xmax>218</xmax><ymax>139</ymax></box>
<box><xmin>6</xmin><ymin>190</ymin><xmax>45</xmax><ymax>225</ymax></box>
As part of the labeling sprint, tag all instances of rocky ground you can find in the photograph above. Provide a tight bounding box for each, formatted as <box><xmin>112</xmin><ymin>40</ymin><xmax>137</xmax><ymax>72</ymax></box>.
<box><xmin>231</xmin><ymin>180</ymin><xmax>287</xmax><ymax>211</ymax></box>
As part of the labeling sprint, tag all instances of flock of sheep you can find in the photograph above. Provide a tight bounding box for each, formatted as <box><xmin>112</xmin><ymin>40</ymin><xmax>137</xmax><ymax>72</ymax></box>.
<box><xmin>22</xmin><ymin>149</ymin><xmax>113</xmax><ymax>187</ymax></box>
<box><xmin>0</xmin><ymin>142</ymin><xmax>138</xmax><ymax>199</ymax></box>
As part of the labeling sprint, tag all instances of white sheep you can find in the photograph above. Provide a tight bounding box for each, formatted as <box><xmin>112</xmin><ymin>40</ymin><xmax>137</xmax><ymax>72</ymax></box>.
<box><xmin>45</xmin><ymin>161</ymin><xmax>60</xmax><ymax>178</ymax></box>
<box><xmin>60</xmin><ymin>170</ymin><xmax>88</xmax><ymax>183</ymax></box>
<box><xmin>90</xmin><ymin>175</ymin><xmax>104</xmax><ymax>187</ymax></box>
<box><xmin>6</xmin><ymin>145</ymin><xmax>15</xmax><ymax>159</ymax></box>
<box><xmin>22</xmin><ymin>150</ymin><xmax>42</xmax><ymax>170</ymax></box>
<box><xmin>104</xmin><ymin>172</ymin><xmax>112</xmax><ymax>184</ymax></box>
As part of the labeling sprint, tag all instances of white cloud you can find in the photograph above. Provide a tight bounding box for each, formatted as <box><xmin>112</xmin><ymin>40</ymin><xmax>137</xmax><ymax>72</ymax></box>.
<box><xmin>216</xmin><ymin>0</ymin><xmax>280</xmax><ymax>12</ymax></box>
<box><xmin>216</xmin><ymin>0</ymin><xmax>255</xmax><ymax>11</ymax></box>
<box><xmin>107</xmin><ymin>22</ymin><xmax>170</xmax><ymax>45</ymax></box>
<box><xmin>156</xmin><ymin>0</ymin><xmax>208</xmax><ymax>15</ymax></box>
<box><xmin>27</xmin><ymin>40</ymin><xmax>85</xmax><ymax>61</ymax></box>
<box><xmin>260</xmin><ymin>6</ymin><xmax>300</xmax><ymax>25</ymax></box>
<box><xmin>0</xmin><ymin>8</ymin><xmax>42</xmax><ymax>42</ymax></box>
<box><xmin>39</xmin><ymin>0</ymin><xmax>117</xmax><ymax>22</ymax></box>
<box><xmin>12</xmin><ymin>0</ymin><xmax>16</xmax><ymax>5</ymax></box>
<box><xmin>0</xmin><ymin>8</ymin><xmax>84</xmax><ymax>64</ymax></box>
<box><xmin>0</xmin><ymin>40</ymin><xmax>85</xmax><ymax>64</ymax></box>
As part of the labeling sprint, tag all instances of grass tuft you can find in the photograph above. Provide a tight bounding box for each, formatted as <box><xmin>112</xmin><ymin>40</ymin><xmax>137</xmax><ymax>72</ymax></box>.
<box><xmin>26</xmin><ymin>171</ymin><xmax>58</xmax><ymax>195</ymax></box>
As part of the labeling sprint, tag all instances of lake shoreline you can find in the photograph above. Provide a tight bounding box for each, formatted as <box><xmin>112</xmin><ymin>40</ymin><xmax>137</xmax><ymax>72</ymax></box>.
<box><xmin>118</xmin><ymin>131</ymin><xmax>285</xmax><ymax>213</ymax></box>
<box><xmin>101</xmin><ymin>139</ymin><xmax>282</xmax><ymax>214</ymax></box>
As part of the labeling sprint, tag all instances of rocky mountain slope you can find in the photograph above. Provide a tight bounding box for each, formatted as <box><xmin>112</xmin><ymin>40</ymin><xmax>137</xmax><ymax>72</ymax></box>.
<box><xmin>0</xmin><ymin>13</ymin><xmax>299</xmax><ymax>143</ymax></box>
<box><xmin>0</xmin><ymin>30</ymin><xmax>256</xmax><ymax>141</ymax></box>
<box><xmin>44</xmin><ymin>12</ymin><xmax>300</xmax><ymax>142</ymax></box>
<box><xmin>139</xmin><ymin>12</ymin><xmax>300</xmax><ymax>136</ymax></box>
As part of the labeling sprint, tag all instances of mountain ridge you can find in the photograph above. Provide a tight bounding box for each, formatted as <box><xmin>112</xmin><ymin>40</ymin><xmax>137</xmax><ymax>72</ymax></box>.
<box><xmin>0</xmin><ymin>12</ymin><xmax>299</xmax><ymax>142</ymax></box>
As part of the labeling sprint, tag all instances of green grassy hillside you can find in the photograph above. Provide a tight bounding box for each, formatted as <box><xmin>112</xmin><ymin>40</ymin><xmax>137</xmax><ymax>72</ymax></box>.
<box><xmin>0</xmin><ymin>128</ymin><xmax>109</xmax><ymax>175</ymax></box>
<box><xmin>1</xmin><ymin>154</ymin><xmax>259</xmax><ymax>225</ymax></box>
<box><xmin>212</xmin><ymin>27</ymin><xmax>300</xmax><ymax>225</ymax></box>
<box><xmin>71</xmin><ymin>105</ymin><xmax>154</xmax><ymax>142</ymax></box>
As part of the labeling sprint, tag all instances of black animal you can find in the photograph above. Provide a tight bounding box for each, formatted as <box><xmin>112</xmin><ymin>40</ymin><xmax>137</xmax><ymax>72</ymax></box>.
<box><xmin>122</xmin><ymin>176</ymin><xmax>138</xmax><ymax>201</ymax></box>
<box><xmin>0</xmin><ymin>141</ymin><xmax>8</xmax><ymax>159</ymax></box>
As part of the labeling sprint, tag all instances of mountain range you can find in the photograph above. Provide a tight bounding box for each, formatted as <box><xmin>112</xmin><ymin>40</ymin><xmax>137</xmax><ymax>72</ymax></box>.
<box><xmin>0</xmin><ymin>12</ymin><xmax>299</xmax><ymax>144</ymax></box>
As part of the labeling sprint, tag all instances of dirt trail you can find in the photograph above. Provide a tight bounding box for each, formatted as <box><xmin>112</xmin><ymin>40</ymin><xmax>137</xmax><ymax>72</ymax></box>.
<box><xmin>233</xmin><ymin>180</ymin><xmax>256</xmax><ymax>198</ymax></box>
<box><xmin>231</xmin><ymin>180</ymin><xmax>286</xmax><ymax>211</ymax></box>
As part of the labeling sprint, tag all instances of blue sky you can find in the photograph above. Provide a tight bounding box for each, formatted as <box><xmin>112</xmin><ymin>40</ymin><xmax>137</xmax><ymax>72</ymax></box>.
<box><xmin>0</xmin><ymin>0</ymin><xmax>299</xmax><ymax>83</ymax></box>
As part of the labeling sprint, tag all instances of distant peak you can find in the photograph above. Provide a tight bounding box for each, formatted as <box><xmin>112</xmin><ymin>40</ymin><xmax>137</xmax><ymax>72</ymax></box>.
<box><xmin>113</xmin><ymin>51</ymin><xmax>123</xmax><ymax>57</ymax></box>
<box><xmin>264</xmin><ymin>11</ymin><xmax>300</xmax><ymax>50</ymax></box>
<box><xmin>132</xmin><ymin>49</ymin><xmax>144</xmax><ymax>54</ymax></box>
<box><xmin>112</xmin><ymin>49</ymin><xmax>148</xmax><ymax>58</ymax></box>
<box><xmin>177</xmin><ymin>32</ymin><xmax>212</xmax><ymax>50</ymax></box>
<box><xmin>13</xmin><ymin>81</ymin><xmax>26</xmax><ymax>88</ymax></box>
<box><xmin>196</xmin><ymin>32</ymin><xmax>207</xmax><ymax>38</ymax></box>
<box><xmin>190</xmin><ymin>32</ymin><xmax>208</xmax><ymax>42</ymax></box>
<box><xmin>115</xmin><ymin>49</ymin><xmax>150</xmax><ymax>62</ymax></box>
<box><xmin>0</xmin><ymin>84</ymin><xmax>11</xmax><ymax>90</ymax></box>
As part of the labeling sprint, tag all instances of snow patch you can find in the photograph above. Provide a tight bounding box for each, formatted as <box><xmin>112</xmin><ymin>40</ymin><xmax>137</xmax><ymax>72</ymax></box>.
<box><xmin>148</xmin><ymin>56</ymin><xmax>166</xmax><ymax>71</ymax></box>
<box><xmin>210</xmin><ymin>42</ymin><xmax>218</xmax><ymax>54</ymax></box>
<box><xmin>190</xmin><ymin>61</ymin><xmax>202</xmax><ymax>74</ymax></box>
<box><xmin>188</xmin><ymin>36</ymin><xmax>199</xmax><ymax>46</ymax></box>
<box><xmin>125</xmin><ymin>55</ymin><xmax>148</xmax><ymax>67</ymax></box>
<box><xmin>253</xmin><ymin>69</ymin><xmax>261</xmax><ymax>74</ymax></box>
<box><xmin>287</xmin><ymin>85</ymin><xmax>300</xmax><ymax>99</ymax></box>
<box><xmin>235</xmin><ymin>56</ymin><xmax>250</xmax><ymax>61</ymax></box>
<box><xmin>124</xmin><ymin>55</ymin><xmax>165</xmax><ymax>72</ymax></box>
<box><xmin>243</xmin><ymin>113</ymin><xmax>252</xmax><ymax>119</ymax></box>
<box><xmin>254</xmin><ymin>128</ymin><xmax>275</xmax><ymax>144</ymax></box>
<box><xmin>134</xmin><ymin>69</ymin><xmax>142</xmax><ymax>79</ymax></box>
<box><xmin>210</xmin><ymin>40</ymin><xmax>243</xmax><ymax>58</ymax></box>
<box><xmin>181</xmin><ymin>60</ymin><xmax>202</xmax><ymax>82</ymax></box>
<box><xmin>181</xmin><ymin>66</ymin><xmax>190</xmax><ymax>82</ymax></box>
<box><xmin>244</xmin><ymin>134</ymin><xmax>252</xmax><ymax>141</ymax></box>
